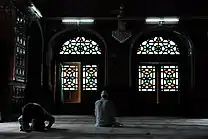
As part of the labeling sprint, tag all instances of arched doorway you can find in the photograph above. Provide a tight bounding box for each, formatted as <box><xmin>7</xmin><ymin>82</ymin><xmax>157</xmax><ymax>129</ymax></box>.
<box><xmin>52</xmin><ymin>30</ymin><xmax>107</xmax><ymax>114</ymax></box>
<box><xmin>130</xmin><ymin>29</ymin><xmax>194</xmax><ymax>116</ymax></box>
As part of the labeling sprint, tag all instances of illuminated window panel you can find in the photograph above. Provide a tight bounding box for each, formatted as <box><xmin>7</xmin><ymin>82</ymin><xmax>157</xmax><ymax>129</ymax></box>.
<box><xmin>12</xmin><ymin>86</ymin><xmax>25</xmax><ymax>104</ymax></box>
<box><xmin>138</xmin><ymin>65</ymin><xmax>156</xmax><ymax>91</ymax></box>
<box><xmin>16</xmin><ymin>37</ymin><xmax>26</xmax><ymax>47</ymax></box>
<box><xmin>83</xmin><ymin>65</ymin><xmax>98</xmax><ymax>90</ymax></box>
<box><xmin>60</xmin><ymin>37</ymin><xmax>101</xmax><ymax>55</ymax></box>
<box><xmin>15</xmin><ymin>15</ymin><xmax>26</xmax><ymax>82</ymax></box>
<box><xmin>17</xmin><ymin>17</ymin><xmax>26</xmax><ymax>24</ymax></box>
<box><xmin>61</xmin><ymin>65</ymin><xmax>79</xmax><ymax>90</ymax></box>
<box><xmin>16</xmin><ymin>46</ymin><xmax>26</xmax><ymax>55</ymax></box>
<box><xmin>15</xmin><ymin>67</ymin><xmax>25</xmax><ymax>82</ymax></box>
<box><xmin>137</xmin><ymin>37</ymin><xmax>180</xmax><ymax>55</ymax></box>
<box><xmin>161</xmin><ymin>65</ymin><xmax>179</xmax><ymax>91</ymax></box>
<box><xmin>16</xmin><ymin>16</ymin><xmax>26</xmax><ymax>37</ymax></box>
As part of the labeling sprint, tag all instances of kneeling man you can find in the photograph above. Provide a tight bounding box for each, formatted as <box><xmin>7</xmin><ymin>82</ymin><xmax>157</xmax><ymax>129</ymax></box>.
<box><xmin>94</xmin><ymin>90</ymin><xmax>122</xmax><ymax>127</ymax></box>
<box><xmin>18</xmin><ymin>103</ymin><xmax>55</xmax><ymax>132</ymax></box>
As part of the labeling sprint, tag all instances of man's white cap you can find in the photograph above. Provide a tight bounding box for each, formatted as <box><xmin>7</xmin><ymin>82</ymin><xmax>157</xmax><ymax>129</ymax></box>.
<box><xmin>101</xmin><ymin>90</ymin><xmax>108</xmax><ymax>97</ymax></box>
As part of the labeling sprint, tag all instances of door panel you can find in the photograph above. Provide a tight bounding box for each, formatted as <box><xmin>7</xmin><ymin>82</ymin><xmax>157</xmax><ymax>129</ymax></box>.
<box><xmin>82</xmin><ymin>65</ymin><xmax>98</xmax><ymax>91</ymax></box>
<box><xmin>159</xmin><ymin>65</ymin><xmax>180</xmax><ymax>104</ymax></box>
<box><xmin>137</xmin><ymin>63</ymin><xmax>180</xmax><ymax>115</ymax></box>
<box><xmin>61</xmin><ymin>62</ymin><xmax>81</xmax><ymax>103</ymax></box>
<box><xmin>57</xmin><ymin>62</ymin><xmax>101</xmax><ymax>114</ymax></box>
<box><xmin>138</xmin><ymin>65</ymin><xmax>158</xmax><ymax>105</ymax></box>
<box><xmin>160</xmin><ymin>65</ymin><xmax>179</xmax><ymax>92</ymax></box>
<box><xmin>138</xmin><ymin>65</ymin><xmax>156</xmax><ymax>92</ymax></box>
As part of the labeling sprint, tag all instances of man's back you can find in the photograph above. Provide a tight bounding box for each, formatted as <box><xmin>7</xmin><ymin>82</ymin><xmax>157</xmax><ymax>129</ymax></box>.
<box><xmin>19</xmin><ymin>103</ymin><xmax>55</xmax><ymax>131</ymax></box>
<box><xmin>22</xmin><ymin>103</ymin><xmax>44</xmax><ymax>120</ymax></box>
<box><xmin>95</xmin><ymin>98</ymin><xmax>116</xmax><ymax>127</ymax></box>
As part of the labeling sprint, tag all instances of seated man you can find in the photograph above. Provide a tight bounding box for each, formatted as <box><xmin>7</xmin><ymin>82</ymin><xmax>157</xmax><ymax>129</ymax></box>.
<box><xmin>18</xmin><ymin>103</ymin><xmax>55</xmax><ymax>132</ymax></box>
<box><xmin>94</xmin><ymin>90</ymin><xmax>122</xmax><ymax>127</ymax></box>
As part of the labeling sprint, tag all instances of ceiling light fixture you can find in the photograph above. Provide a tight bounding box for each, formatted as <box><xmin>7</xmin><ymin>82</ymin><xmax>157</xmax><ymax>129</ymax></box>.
<box><xmin>145</xmin><ymin>17</ymin><xmax>179</xmax><ymax>24</ymax></box>
<box><xmin>61</xmin><ymin>18</ymin><xmax>94</xmax><ymax>24</ymax></box>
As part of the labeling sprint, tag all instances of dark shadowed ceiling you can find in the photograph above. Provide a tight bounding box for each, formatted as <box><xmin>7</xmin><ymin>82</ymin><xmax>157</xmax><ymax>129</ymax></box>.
<box><xmin>32</xmin><ymin>0</ymin><xmax>207</xmax><ymax>17</ymax></box>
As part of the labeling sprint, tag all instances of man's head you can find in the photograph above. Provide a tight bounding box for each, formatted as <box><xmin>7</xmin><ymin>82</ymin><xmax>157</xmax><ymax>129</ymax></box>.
<box><xmin>101</xmin><ymin>90</ymin><xmax>108</xmax><ymax>99</ymax></box>
<box><xmin>31</xmin><ymin>119</ymin><xmax>45</xmax><ymax>131</ymax></box>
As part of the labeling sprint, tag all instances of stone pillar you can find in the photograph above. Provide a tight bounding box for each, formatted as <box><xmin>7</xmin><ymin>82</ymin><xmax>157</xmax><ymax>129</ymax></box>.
<box><xmin>24</xmin><ymin>20</ymin><xmax>53</xmax><ymax>112</ymax></box>
<box><xmin>24</xmin><ymin>20</ymin><xmax>42</xmax><ymax>103</ymax></box>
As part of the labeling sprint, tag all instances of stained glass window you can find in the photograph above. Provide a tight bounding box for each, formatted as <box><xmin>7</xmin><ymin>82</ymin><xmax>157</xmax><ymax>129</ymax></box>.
<box><xmin>83</xmin><ymin>65</ymin><xmax>98</xmax><ymax>90</ymax></box>
<box><xmin>137</xmin><ymin>37</ymin><xmax>180</xmax><ymax>55</ymax></box>
<box><xmin>161</xmin><ymin>65</ymin><xmax>179</xmax><ymax>91</ymax></box>
<box><xmin>15</xmin><ymin>15</ymin><xmax>27</xmax><ymax>82</ymax></box>
<box><xmin>138</xmin><ymin>65</ymin><xmax>156</xmax><ymax>91</ymax></box>
<box><xmin>60</xmin><ymin>37</ymin><xmax>102</xmax><ymax>55</ymax></box>
<box><xmin>61</xmin><ymin>65</ymin><xmax>79</xmax><ymax>90</ymax></box>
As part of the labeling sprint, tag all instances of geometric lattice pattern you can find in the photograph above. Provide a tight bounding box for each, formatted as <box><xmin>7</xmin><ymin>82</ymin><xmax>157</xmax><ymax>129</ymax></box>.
<box><xmin>60</xmin><ymin>37</ymin><xmax>102</xmax><ymax>55</ymax></box>
<box><xmin>61</xmin><ymin>65</ymin><xmax>79</xmax><ymax>91</ymax></box>
<box><xmin>137</xmin><ymin>37</ymin><xmax>180</xmax><ymax>55</ymax></box>
<box><xmin>15</xmin><ymin>16</ymin><xmax>27</xmax><ymax>82</ymax></box>
<box><xmin>161</xmin><ymin>65</ymin><xmax>179</xmax><ymax>91</ymax></box>
<box><xmin>138</xmin><ymin>65</ymin><xmax>156</xmax><ymax>91</ymax></box>
<box><xmin>83</xmin><ymin>65</ymin><xmax>98</xmax><ymax>90</ymax></box>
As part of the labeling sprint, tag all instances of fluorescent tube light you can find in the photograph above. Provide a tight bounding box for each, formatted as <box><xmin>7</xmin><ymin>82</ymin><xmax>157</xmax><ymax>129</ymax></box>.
<box><xmin>145</xmin><ymin>17</ymin><xmax>179</xmax><ymax>24</ymax></box>
<box><xmin>62</xmin><ymin>18</ymin><xmax>94</xmax><ymax>24</ymax></box>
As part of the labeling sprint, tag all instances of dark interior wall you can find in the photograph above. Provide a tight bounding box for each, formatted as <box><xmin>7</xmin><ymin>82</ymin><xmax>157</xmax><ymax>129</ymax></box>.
<box><xmin>94</xmin><ymin>23</ymin><xmax>132</xmax><ymax>115</ymax></box>
<box><xmin>183</xmin><ymin>21</ymin><xmax>208</xmax><ymax>117</ymax></box>
<box><xmin>44</xmin><ymin>21</ymin><xmax>140</xmax><ymax>115</ymax></box>
<box><xmin>0</xmin><ymin>0</ymin><xmax>206</xmax><ymax>117</ymax></box>
<box><xmin>0</xmin><ymin>4</ymin><xmax>16</xmax><ymax>120</ymax></box>
<box><xmin>40</xmin><ymin>19</ymin><xmax>208</xmax><ymax>116</ymax></box>
<box><xmin>93</xmin><ymin>22</ymin><xmax>193</xmax><ymax>116</ymax></box>
<box><xmin>38</xmin><ymin>0</ymin><xmax>195</xmax><ymax>17</ymax></box>
<box><xmin>0</xmin><ymin>40</ymin><xmax>15</xmax><ymax>120</ymax></box>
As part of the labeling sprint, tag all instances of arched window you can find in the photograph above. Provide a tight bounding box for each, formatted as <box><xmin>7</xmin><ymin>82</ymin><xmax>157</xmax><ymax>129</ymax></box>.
<box><xmin>138</xmin><ymin>37</ymin><xmax>180</xmax><ymax>55</ymax></box>
<box><xmin>58</xmin><ymin>36</ymin><xmax>102</xmax><ymax>103</ymax></box>
<box><xmin>137</xmin><ymin>37</ymin><xmax>180</xmax><ymax>92</ymax></box>
<box><xmin>60</xmin><ymin>37</ymin><xmax>101</xmax><ymax>55</ymax></box>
